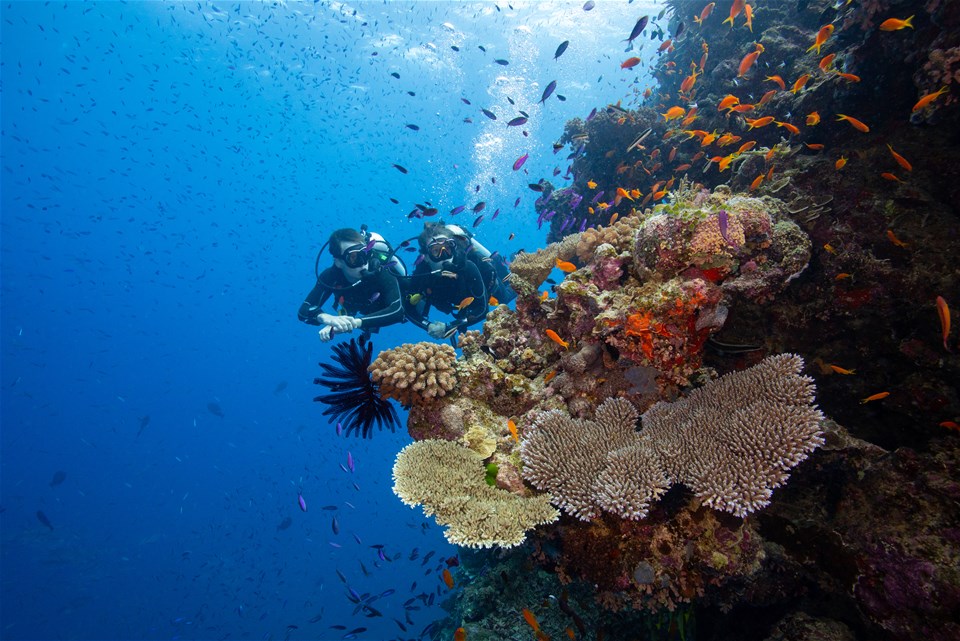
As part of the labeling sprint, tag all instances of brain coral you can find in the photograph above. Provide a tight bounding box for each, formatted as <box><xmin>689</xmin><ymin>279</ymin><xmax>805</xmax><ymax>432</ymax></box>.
<box><xmin>368</xmin><ymin>341</ymin><xmax>457</xmax><ymax>408</ymax></box>
<box><xmin>521</xmin><ymin>354</ymin><xmax>824</xmax><ymax>520</ymax></box>
<box><xmin>392</xmin><ymin>439</ymin><xmax>558</xmax><ymax>548</ymax></box>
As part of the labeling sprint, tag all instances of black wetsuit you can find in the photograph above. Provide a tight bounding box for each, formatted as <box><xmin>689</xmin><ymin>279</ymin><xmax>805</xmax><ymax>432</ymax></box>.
<box><xmin>298</xmin><ymin>267</ymin><xmax>404</xmax><ymax>330</ymax></box>
<box><xmin>404</xmin><ymin>258</ymin><xmax>489</xmax><ymax>334</ymax></box>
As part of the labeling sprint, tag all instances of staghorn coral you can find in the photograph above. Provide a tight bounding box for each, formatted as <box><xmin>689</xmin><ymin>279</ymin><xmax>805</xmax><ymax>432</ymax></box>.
<box><xmin>369</xmin><ymin>341</ymin><xmax>457</xmax><ymax>408</ymax></box>
<box><xmin>392</xmin><ymin>439</ymin><xmax>558</xmax><ymax>548</ymax></box>
<box><xmin>521</xmin><ymin>354</ymin><xmax>825</xmax><ymax>521</ymax></box>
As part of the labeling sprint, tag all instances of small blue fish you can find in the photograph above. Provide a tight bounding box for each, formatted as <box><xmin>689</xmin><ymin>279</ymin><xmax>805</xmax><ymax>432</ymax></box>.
<box><xmin>332</xmin><ymin>515</ymin><xmax>340</xmax><ymax>535</ymax></box>
<box><xmin>298</xmin><ymin>492</ymin><xmax>307</xmax><ymax>512</ymax></box>
<box><xmin>540</xmin><ymin>80</ymin><xmax>557</xmax><ymax>104</ymax></box>
<box><xmin>347</xmin><ymin>452</ymin><xmax>355</xmax><ymax>472</ymax></box>
<box><xmin>449</xmin><ymin>204</ymin><xmax>466</xmax><ymax>215</ymax></box>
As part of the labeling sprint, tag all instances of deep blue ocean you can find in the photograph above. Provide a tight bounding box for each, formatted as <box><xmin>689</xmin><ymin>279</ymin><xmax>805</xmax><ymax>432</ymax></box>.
<box><xmin>1</xmin><ymin>2</ymin><xmax>656</xmax><ymax>639</ymax></box>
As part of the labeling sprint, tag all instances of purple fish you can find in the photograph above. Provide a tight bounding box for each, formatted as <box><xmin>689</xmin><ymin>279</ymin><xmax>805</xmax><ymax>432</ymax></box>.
<box><xmin>540</xmin><ymin>80</ymin><xmax>557</xmax><ymax>104</ymax></box>
<box><xmin>332</xmin><ymin>515</ymin><xmax>340</xmax><ymax>535</ymax></box>
<box><xmin>507</xmin><ymin>117</ymin><xmax>528</xmax><ymax>127</ymax></box>
<box><xmin>514</xmin><ymin>197</ymin><xmax>521</xmax><ymax>207</ymax></box>
<box><xmin>583</xmin><ymin>0</ymin><xmax>595</xmax><ymax>10</ymax></box>
<box><xmin>586</xmin><ymin>107</ymin><xmax>597</xmax><ymax>122</ymax></box>
<box><xmin>717</xmin><ymin>210</ymin><xmax>732</xmax><ymax>246</ymax></box>
<box><xmin>553</xmin><ymin>167</ymin><xmax>561</xmax><ymax>176</ymax></box>
<box><xmin>591</xmin><ymin>190</ymin><xmax>605</xmax><ymax>204</ymax></box>
<box><xmin>298</xmin><ymin>493</ymin><xmax>308</xmax><ymax>512</ymax></box>
<box><xmin>473</xmin><ymin>214</ymin><xmax>484</xmax><ymax>228</ymax></box>
<box><xmin>481</xmin><ymin>108</ymin><xmax>497</xmax><ymax>120</ymax></box>
<box><xmin>545</xmin><ymin>210</ymin><xmax>556</xmax><ymax>220</ymax></box>
<box><xmin>336</xmin><ymin>422</ymin><xmax>343</xmax><ymax>436</ymax></box>
<box><xmin>347</xmin><ymin>452</ymin><xmax>355</xmax><ymax>473</ymax></box>
<box><xmin>492</xmin><ymin>208</ymin><xmax>500</xmax><ymax>220</ymax></box>
<box><xmin>449</xmin><ymin>204</ymin><xmax>466</xmax><ymax>215</ymax></box>
<box><xmin>570</xmin><ymin>193</ymin><xmax>583</xmax><ymax>209</ymax></box>
<box><xmin>513</xmin><ymin>153</ymin><xmax>529</xmax><ymax>171</ymax></box>
<box><xmin>579</xmin><ymin>219</ymin><xmax>588</xmax><ymax>232</ymax></box>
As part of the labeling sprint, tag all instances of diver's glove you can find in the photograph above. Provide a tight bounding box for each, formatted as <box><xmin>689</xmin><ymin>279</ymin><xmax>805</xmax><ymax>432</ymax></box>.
<box><xmin>329</xmin><ymin>316</ymin><xmax>361</xmax><ymax>332</ymax></box>
<box><xmin>318</xmin><ymin>325</ymin><xmax>335</xmax><ymax>342</ymax></box>
<box><xmin>316</xmin><ymin>312</ymin><xmax>339</xmax><ymax>327</ymax></box>
<box><xmin>427</xmin><ymin>321</ymin><xmax>447</xmax><ymax>339</ymax></box>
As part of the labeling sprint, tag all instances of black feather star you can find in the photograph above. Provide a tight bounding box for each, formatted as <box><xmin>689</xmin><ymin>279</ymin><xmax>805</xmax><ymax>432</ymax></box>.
<box><xmin>313</xmin><ymin>334</ymin><xmax>400</xmax><ymax>438</ymax></box>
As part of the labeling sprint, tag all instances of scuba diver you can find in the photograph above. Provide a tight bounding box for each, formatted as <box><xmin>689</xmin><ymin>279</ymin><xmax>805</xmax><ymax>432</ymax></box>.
<box><xmin>401</xmin><ymin>221</ymin><xmax>515</xmax><ymax>340</ymax></box>
<box><xmin>298</xmin><ymin>226</ymin><xmax>406</xmax><ymax>341</ymax></box>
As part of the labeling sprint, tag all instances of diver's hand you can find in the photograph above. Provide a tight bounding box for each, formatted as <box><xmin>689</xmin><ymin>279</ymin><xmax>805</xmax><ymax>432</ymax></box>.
<box><xmin>427</xmin><ymin>321</ymin><xmax>447</xmax><ymax>339</ymax></box>
<box><xmin>316</xmin><ymin>312</ymin><xmax>339</xmax><ymax>327</ymax></box>
<box><xmin>318</xmin><ymin>325</ymin><xmax>335</xmax><ymax>342</ymax></box>
<box><xmin>329</xmin><ymin>316</ymin><xmax>361</xmax><ymax>332</ymax></box>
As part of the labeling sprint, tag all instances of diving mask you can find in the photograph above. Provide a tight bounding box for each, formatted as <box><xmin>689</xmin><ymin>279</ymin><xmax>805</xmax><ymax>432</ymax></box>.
<box><xmin>426</xmin><ymin>237</ymin><xmax>456</xmax><ymax>261</ymax></box>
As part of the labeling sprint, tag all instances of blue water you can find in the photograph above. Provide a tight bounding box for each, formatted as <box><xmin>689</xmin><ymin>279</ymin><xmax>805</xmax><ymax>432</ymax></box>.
<box><xmin>1</xmin><ymin>2</ymin><xmax>656</xmax><ymax>639</ymax></box>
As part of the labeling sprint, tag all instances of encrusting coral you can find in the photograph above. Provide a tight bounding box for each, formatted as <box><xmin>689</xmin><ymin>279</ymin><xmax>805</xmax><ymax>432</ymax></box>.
<box><xmin>368</xmin><ymin>341</ymin><xmax>457</xmax><ymax>408</ymax></box>
<box><xmin>521</xmin><ymin>354</ymin><xmax>824</xmax><ymax>520</ymax></box>
<box><xmin>392</xmin><ymin>439</ymin><xmax>559</xmax><ymax>548</ymax></box>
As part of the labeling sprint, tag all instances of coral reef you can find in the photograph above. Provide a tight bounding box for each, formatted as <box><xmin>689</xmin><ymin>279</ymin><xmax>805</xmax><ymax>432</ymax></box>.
<box><xmin>387</xmin><ymin>0</ymin><xmax>960</xmax><ymax>635</ymax></box>
<box><xmin>391</xmin><ymin>439</ymin><xmax>558</xmax><ymax>548</ymax></box>
<box><xmin>368</xmin><ymin>341</ymin><xmax>457</xmax><ymax>408</ymax></box>
<box><xmin>522</xmin><ymin>355</ymin><xmax>824</xmax><ymax>521</ymax></box>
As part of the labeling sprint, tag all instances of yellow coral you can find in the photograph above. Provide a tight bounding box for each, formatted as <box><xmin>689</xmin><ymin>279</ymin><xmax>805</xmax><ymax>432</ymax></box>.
<box><xmin>392</xmin><ymin>439</ymin><xmax>558</xmax><ymax>548</ymax></box>
<box><xmin>369</xmin><ymin>342</ymin><xmax>457</xmax><ymax>407</ymax></box>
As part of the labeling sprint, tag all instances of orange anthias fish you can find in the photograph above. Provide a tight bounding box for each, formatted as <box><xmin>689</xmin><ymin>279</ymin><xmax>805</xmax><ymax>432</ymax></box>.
<box><xmin>442</xmin><ymin>568</ymin><xmax>455</xmax><ymax>589</ymax></box>
<box><xmin>454</xmin><ymin>628</ymin><xmax>466</xmax><ymax>641</ymax></box>
<box><xmin>835</xmin><ymin>156</ymin><xmax>847</xmax><ymax>170</ymax></box>
<box><xmin>912</xmin><ymin>86</ymin><xmax>949</xmax><ymax>111</ymax></box>
<box><xmin>936</xmin><ymin>296</ymin><xmax>951</xmax><ymax>351</ymax></box>
<box><xmin>744</xmin><ymin>3</ymin><xmax>754</xmax><ymax>32</ymax></box>
<box><xmin>941</xmin><ymin>421</ymin><xmax>960</xmax><ymax>432</ymax></box>
<box><xmin>819</xmin><ymin>53</ymin><xmax>836</xmax><ymax>72</ymax></box>
<box><xmin>879</xmin><ymin>15</ymin><xmax>914</xmax><ymax>31</ymax></box>
<box><xmin>758</xmin><ymin>89</ymin><xmax>778</xmax><ymax>105</ymax></box>
<box><xmin>745</xmin><ymin>116</ymin><xmax>775</xmax><ymax>129</ymax></box>
<box><xmin>835</xmin><ymin>72</ymin><xmax>861</xmax><ymax>83</ymax></box>
<box><xmin>749</xmin><ymin>174</ymin><xmax>764</xmax><ymax>190</ymax></box>
<box><xmin>507</xmin><ymin>419</ymin><xmax>519</xmax><ymax>442</ymax></box>
<box><xmin>695</xmin><ymin>2</ymin><xmax>716</xmax><ymax>25</ymax></box>
<box><xmin>545</xmin><ymin>329</ymin><xmax>569</xmax><ymax>349</ymax></box>
<box><xmin>662</xmin><ymin>106</ymin><xmax>686</xmax><ymax>121</ymax></box>
<box><xmin>587</xmin><ymin>180</ymin><xmax>597</xmax><ymax>189</ymax></box>
<box><xmin>718</xmin><ymin>94</ymin><xmax>740</xmax><ymax>111</ymax></box>
<box><xmin>776</xmin><ymin>121</ymin><xmax>800</xmax><ymax>135</ymax></box>
<box><xmin>791</xmin><ymin>73</ymin><xmax>811</xmax><ymax>94</ymax></box>
<box><xmin>522</xmin><ymin>609</ymin><xmax>541</xmax><ymax>633</ymax></box>
<box><xmin>861</xmin><ymin>392</ymin><xmax>890</xmax><ymax>404</ymax></box>
<box><xmin>887</xmin><ymin>145</ymin><xmax>912</xmax><ymax>171</ymax></box>
<box><xmin>621</xmin><ymin>56</ymin><xmax>642</xmax><ymax>69</ymax></box>
<box><xmin>543</xmin><ymin>370</ymin><xmax>557</xmax><ymax>383</ymax></box>
<box><xmin>836</xmin><ymin>113</ymin><xmax>869</xmax><ymax>132</ymax></box>
<box><xmin>456</xmin><ymin>296</ymin><xmax>475</xmax><ymax>310</ymax></box>
<box><xmin>828</xmin><ymin>364</ymin><xmax>856</xmax><ymax>375</ymax></box>
<box><xmin>807</xmin><ymin>24</ymin><xmax>834</xmax><ymax>55</ymax></box>
<box><xmin>738</xmin><ymin>46</ymin><xmax>763</xmax><ymax>77</ymax></box>
<box><xmin>806</xmin><ymin>111</ymin><xmax>821</xmax><ymax>125</ymax></box>
<box><xmin>766</xmin><ymin>74</ymin><xmax>786</xmax><ymax>90</ymax></box>
<box><xmin>886</xmin><ymin>229</ymin><xmax>909</xmax><ymax>247</ymax></box>
<box><xmin>488</xmin><ymin>296</ymin><xmax>499</xmax><ymax>306</ymax></box>
<box><xmin>723</xmin><ymin>0</ymin><xmax>746</xmax><ymax>26</ymax></box>
<box><xmin>658</xmin><ymin>39</ymin><xmax>674</xmax><ymax>53</ymax></box>
<box><xmin>556</xmin><ymin>258</ymin><xmax>577</xmax><ymax>272</ymax></box>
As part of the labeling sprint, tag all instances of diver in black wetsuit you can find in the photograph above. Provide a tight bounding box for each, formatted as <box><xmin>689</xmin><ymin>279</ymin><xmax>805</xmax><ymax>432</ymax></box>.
<box><xmin>403</xmin><ymin>222</ymin><xmax>513</xmax><ymax>340</ymax></box>
<box><xmin>298</xmin><ymin>227</ymin><xmax>406</xmax><ymax>341</ymax></box>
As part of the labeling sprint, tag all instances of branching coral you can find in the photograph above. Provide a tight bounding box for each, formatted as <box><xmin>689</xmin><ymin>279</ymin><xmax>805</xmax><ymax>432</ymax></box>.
<box><xmin>392</xmin><ymin>439</ymin><xmax>559</xmax><ymax>548</ymax></box>
<box><xmin>521</xmin><ymin>354</ymin><xmax>824</xmax><ymax>520</ymax></box>
<box><xmin>368</xmin><ymin>342</ymin><xmax>457</xmax><ymax>408</ymax></box>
